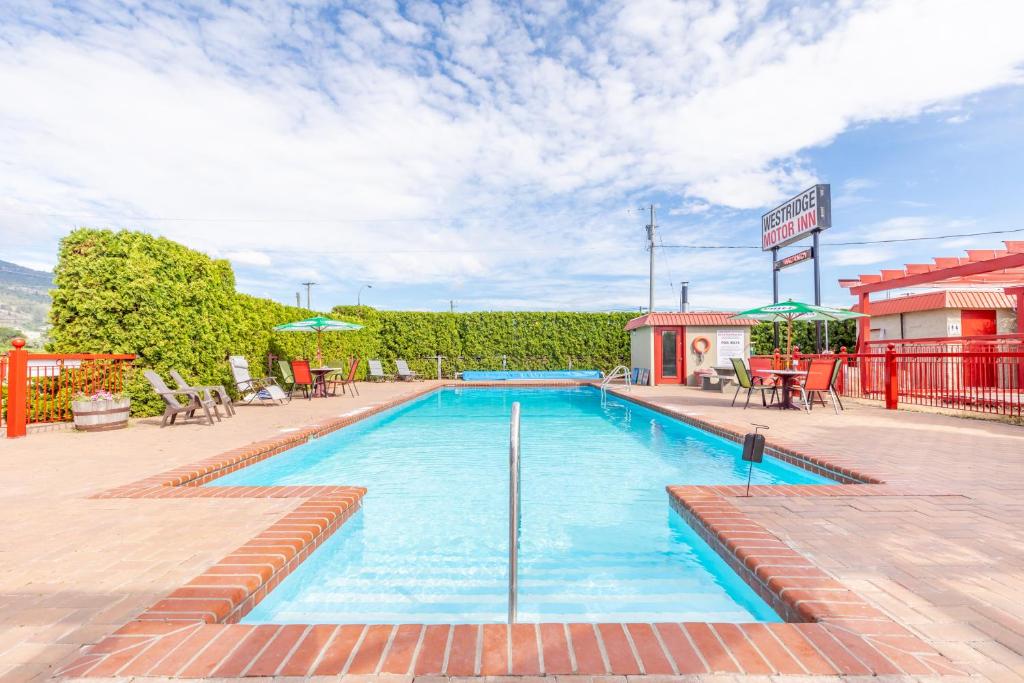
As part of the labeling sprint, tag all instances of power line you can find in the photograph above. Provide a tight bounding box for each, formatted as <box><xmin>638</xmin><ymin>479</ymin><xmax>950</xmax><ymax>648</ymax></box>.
<box><xmin>659</xmin><ymin>226</ymin><xmax>1024</xmax><ymax>250</ymax></box>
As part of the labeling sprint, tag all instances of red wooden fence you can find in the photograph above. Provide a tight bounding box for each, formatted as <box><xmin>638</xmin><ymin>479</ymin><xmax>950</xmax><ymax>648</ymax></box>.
<box><xmin>3</xmin><ymin>339</ymin><xmax>135</xmax><ymax>438</ymax></box>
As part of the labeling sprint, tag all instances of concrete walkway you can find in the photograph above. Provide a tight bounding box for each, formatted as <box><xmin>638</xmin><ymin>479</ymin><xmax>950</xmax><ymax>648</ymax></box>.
<box><xmin>620</xmin><ymin>385</ymin><xmax>1024</xmax><ymax>680</ymax></box>
<box><xmin>0</xmin><ymin>381</ymin><xmax>443</xmax><ymax>681</ymax></box>
<box><xmin>0</xmin><ymin>382</ymin><xmax>1022</xmax><ymax>680</ymax></box>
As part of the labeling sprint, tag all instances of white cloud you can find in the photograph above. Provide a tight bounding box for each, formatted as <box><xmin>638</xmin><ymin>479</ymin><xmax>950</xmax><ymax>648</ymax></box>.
<box><xmin>225</xmin><ymin>250</ymin><xmax>272</xmax><ymax>267</ymax></box>
<box><xmin>0</xmin><ymin>0</ymin><xmax>1022</xmax><ymax>310</ymax></box>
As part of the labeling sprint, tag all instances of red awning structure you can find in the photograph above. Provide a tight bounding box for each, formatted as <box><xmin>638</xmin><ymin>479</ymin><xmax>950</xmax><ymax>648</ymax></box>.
<box><xmin>839</xmin><ymin>240</ymin><xmax>1024</xmax><ymax>348</ymax></box>
<box><xmin>625</xmin><ymin>312</ymin><xmax>759</xmax><ymax>331</ymax></box>
<box><xmin>850</xmin><ymin>290</ymin><xmax>1016</xmax><ymax>316</ymax></box>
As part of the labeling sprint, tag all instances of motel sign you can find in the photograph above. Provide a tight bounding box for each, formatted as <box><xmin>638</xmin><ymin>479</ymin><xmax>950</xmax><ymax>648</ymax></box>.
<box><xmin>762</xmin><ymin>184</ymin><xmax>832</xmax><ymax>251</ymax></box>
<box><xmin>762</xmin><ymin>183</ymin><xmax>831</xmax><ymax>352</ymax></box>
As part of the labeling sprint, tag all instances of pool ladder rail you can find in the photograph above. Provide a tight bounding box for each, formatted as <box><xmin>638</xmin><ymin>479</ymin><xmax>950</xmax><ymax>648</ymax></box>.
<box><xmin>600</xmin><ymin>365</ymin><xmax>632</xmax><ymax>404</ymax></box>
<box><xmin>508</xmin><ymin>402</ymin><xmax>521</xmax><ymax>624</ymax></box>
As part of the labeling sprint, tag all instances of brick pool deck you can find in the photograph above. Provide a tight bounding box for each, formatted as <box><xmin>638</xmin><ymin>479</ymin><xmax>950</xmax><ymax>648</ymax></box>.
<box><xmin>0</xmin><ymin>382</ymin><xmax>1022</xmax><ymax>680</ymax></box>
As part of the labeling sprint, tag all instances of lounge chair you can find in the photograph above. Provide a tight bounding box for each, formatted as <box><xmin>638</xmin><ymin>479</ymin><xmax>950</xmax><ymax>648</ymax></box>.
<box><xmin>144</xmin><ymin>369</ymin><xmax>220</xmax><ymax>427</ymax></box>
<box><xmin>229</xmin><ymin>355</ymin><xmax>289</xmax><ymax>404</ymax></box>
<box><xmin>730</xmin><ymin>357</ymin><xmax>778</xmax><ymax>408</ymax></box>
<box><xmin>327</xmin><ymin>357</ymin><xmax>360</xmax><ymax>396</ymax></box>
<box><xmin>290</xmin><ymin>359</ymin><xmax>316</xmax><ymax>399</ymax></box>
<box><xmin>367</xmin><ymin>359</ymin><xmax>394</xmax><ymax>382</ymax></box>
<box><xmin>395</xmin><ymin>359</ymin><xmax>421</xmax><ymax>381</ymax></box>
<box><xmin>169</xmin><ymin>370</ymin><xmax>235</xmax><ymax>417</ymax></box>
<box><xmin>796</xmin><ymin>358</ymin><xmax>842</xmax><ymax>414</ymax></box>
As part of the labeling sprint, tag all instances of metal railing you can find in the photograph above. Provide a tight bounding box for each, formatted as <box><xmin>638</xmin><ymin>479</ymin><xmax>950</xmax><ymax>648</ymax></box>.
<box><xmin>508</xmin><ymin>401</ymin><xmax>521</xmax><ymax>623</ymax></box>
<box><xmin>752</xmin><ymin>346</ymin><xmax>1024</xmax><ymax>417</ymax></box>
<box><xmin>600</xmin><ymin>365</ymin><xmax>631</xmax><ymax>403</ymax></box>
<box><xmin>3</xmin><ymin>339</ymin><xmax>136</xmax><ymax>437</ymax></box>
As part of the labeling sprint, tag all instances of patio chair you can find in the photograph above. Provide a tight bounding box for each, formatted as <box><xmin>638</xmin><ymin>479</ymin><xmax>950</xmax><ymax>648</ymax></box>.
<box><xmin>277</xmin><ymin>360</ymin><xmax>297</xmax><ymax>395</ymax></box>
<box><xmin>169</xmin><ymin>369</ymin><xmax>235</xmax><ymax>417</ymax></box>
<box><xmin>796</xmin><ymin>358</ymin><xmax>842</xmax><ymax>414</ymax></box>
<box><xmin>395</xmin><ymin>359</ymin><xmax>422</xmax><ymax>381</ymax></box>
<box><xmin>730</xmin><ymin>357</ymin><xmax>778</xmax><ymax>409</ymax></box>
<box><xmin>327</xmin><ymin>357</ymin><xmax>360</xmax><ymax>396</ymax></box>
<box><xmin>748</xmin><ymin>357</ymin><xmax>779</xmax><ymax>387</ymax></box>
<box><xmin>367</xmin><ymin>359</ymin><xmax>395</xmax><ymax>382</ymax></box>
<box><xmin>144</xmin><ymin>369</ymin><xmax>219</xmax><ymax>427</ymax></box>
<box><xmin>322</xmin><ymin>360</ymin><xmax>348</xmax><ymax>396</ymax></box>
<box><xmin>290</xmin><ymin>359</ymin><xmax>316</xmax><ymax>399</ymax></box>
<box><xmin>229</xmin><ymin>356</ymin><xmax>289</xmax><ymax>404</ymax></box>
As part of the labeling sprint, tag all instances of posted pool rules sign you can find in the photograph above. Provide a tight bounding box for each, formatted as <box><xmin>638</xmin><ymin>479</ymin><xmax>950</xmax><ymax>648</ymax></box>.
<box><xmin>761</xmin><ymin>184</ymin><xmax>831</xmax><ymax>250</ymax></box>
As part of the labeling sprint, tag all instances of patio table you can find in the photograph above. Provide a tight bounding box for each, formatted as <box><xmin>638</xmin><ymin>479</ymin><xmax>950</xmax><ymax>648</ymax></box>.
<box><xmin>309</xmin><ymin>367</ymin><xmax>335</xmax><ymax>397</ymax></box>
<box><xmin>766</xmin><ymin>369</ymin><xmax>807</xmax><ymax>410</ymax></box>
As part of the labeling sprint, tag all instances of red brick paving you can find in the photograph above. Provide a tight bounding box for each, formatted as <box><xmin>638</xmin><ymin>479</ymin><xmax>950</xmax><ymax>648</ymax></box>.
<box><xmin>53</xmin><ymin>383</ymin><xmax>977</xmax><ymax>678</ymax></box>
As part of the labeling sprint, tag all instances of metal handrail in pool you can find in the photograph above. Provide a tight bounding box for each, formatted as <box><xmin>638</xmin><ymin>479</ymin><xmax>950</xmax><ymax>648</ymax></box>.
<box><xmin>508</xmin><ymin>401</ymin><xmax>521</xmax><ymax>624</ymax></box>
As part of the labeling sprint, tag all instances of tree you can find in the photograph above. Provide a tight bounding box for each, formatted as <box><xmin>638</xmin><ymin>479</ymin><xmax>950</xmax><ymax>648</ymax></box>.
<box><xmin>0</xmin><ymin>326</ymin><xmax>26</xmax><ymax>343</ymax></box>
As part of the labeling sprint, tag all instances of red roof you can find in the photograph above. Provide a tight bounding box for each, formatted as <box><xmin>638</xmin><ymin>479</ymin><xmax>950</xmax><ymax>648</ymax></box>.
<box><xmin>839</xmin><ymin>240</ymin><xmax>1024</xmax><ymax>293</ymax></box>
<box><xmin>853</xmin><ymin>290</ymin><xmax>1016</xmax><ymax>316</ymax></box>
<box><xmin>625</xmin><ymin>312</ymin><xmax>759</xmax><ymax>331</ymax></box>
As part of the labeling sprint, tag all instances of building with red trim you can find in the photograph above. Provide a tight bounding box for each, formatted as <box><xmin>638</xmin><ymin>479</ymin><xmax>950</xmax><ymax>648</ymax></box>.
<box><xmin>839</xmin><ymin>241</ymin><xmax>1024</xmax><ymax>349</ymax></box>
<box><xmin>625</xmin><ymin>313</ymin><xmax>758</xmax><ymax>386</ymax></box>
<box><xmin>851</xmin><ymin>290</ymin><xmax>1017</xmax><ymax>341</ymax></box>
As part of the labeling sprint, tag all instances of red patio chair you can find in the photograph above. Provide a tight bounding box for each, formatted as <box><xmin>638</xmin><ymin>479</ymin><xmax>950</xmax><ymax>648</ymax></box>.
<box><xmin>290</xmin><ymin>359</ymin><xmax>315</xmax><ymax>400</ymax></box>
<box><xmin>796</xmin><ymin>358</ymin><xmax>842</xmax><ymax>414</ymax></box>
<box><xmin>327</xmin><ymin>357</ymin><xmax>361</xmax><ymax>397</ymax></box>
<box><xmin>748</xmin><ymin>357</ymin><xmax>778</xmax><ymax>386</ymax></box>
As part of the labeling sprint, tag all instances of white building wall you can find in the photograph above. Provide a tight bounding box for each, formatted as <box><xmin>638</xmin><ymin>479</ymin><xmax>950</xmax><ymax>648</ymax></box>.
<box><xmin>629</xmin><ymin>327</ymin><xmax>654</xmax><ymax>385</ymax></box>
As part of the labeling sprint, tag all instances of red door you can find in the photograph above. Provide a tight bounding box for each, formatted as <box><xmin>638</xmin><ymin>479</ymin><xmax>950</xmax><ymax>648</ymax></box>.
<box><xmin>962</xmin><ymin>310</ymin><xmax>997</xmax><ymax>387</ymax></box>
<box><xmin>961</xmin><ymin>310</ymin><xmax>996</xmax><ymax>337</ymax></box>
<box><xmin>654</xmin><ymin>326</ymin><xmax>684</xmax><ymax>384</ymax></box>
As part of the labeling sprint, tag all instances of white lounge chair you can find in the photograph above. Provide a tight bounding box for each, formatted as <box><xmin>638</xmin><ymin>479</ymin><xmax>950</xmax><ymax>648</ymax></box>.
<box><xmin>395</xmin><ymin>359</ymin><xmax>422</xmax><ymax>381</ymax></box>
<box><xmin>229</xmin><ymin>356</ymin><xmax>289</xmax><ymax>404</ymax></box>
<box><xmin>367</xmin><ymin>359</ymin><xmax>394</xmax><ymax>382</ymax></box>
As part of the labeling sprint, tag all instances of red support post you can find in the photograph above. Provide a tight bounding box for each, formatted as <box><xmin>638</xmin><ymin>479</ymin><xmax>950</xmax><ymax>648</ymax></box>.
<box><xmin>837</xmin><ymin>346</ymin><xmax>848</xmax><ymax>393</ymax></box>
<box><xmin>884</xmin><ymin>343</ymin><xmax>898</xmax><ymax>410</ymax></box>
<box><xmin>6</xmin><ymin>338</ymin><xmax>28</xmax><ymax>438</ymax></box>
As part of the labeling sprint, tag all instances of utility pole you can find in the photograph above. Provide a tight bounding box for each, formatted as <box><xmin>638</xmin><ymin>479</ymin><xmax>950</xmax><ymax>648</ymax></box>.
<box><xmin>645</xmin><ymin>204</ymin><xmax>656</xmax><ymax>314</ymax></box>
<box><xmin>301</xmin><ymin>281</ymin><xmax>317</xmax><ymax>310</ymax></box>
<box><xmin>295</xmin><ymin>292</ymin><xmax>300</xmax><ymax>307</ymax></box>
<box><xmin>450</xmin><ymin>300</ymin><xmax>455</xmax><ymax>313</ymax></box>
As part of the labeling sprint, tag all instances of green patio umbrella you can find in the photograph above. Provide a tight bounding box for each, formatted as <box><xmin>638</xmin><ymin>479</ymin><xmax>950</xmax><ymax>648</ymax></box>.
<box><xmin>731</xmin><ymin>301</ymin><xmax>867</xmax><ymax>355</ymax></box>
<box><xmin>273</xmin><ymin>316</ymin><xmax>363</xmax><ymax>365</ymax></box>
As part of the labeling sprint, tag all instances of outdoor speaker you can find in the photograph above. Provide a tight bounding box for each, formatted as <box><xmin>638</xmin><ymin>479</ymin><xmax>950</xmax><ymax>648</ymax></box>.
<box><xmin>742</xmin><ymin>432</ymin><xmax>765</xmax><ymax>463</ymax></box>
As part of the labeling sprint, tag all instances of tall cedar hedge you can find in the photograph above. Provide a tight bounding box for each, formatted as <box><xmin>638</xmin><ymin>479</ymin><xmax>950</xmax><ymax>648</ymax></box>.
<box><xmin>49</xmin><ymin>229</ymin><xmax>374</xmax><ymax>415</ymax></box>
<box><xmin>49</xmin><ymin>229</ymin><xmax>634</xmax><ymax>416</ymax></box>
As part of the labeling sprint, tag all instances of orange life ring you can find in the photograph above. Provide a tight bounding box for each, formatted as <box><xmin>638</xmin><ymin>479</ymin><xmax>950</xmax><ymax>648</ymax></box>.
<box><xmin>691</xmin><ymin>336</ymin><xmax>711</xmax><ymax>354</ymax></box>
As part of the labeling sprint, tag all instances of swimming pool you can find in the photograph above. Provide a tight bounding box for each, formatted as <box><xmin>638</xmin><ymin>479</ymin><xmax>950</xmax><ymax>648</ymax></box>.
<box><xmin>210</xmin><ymin>387</ymin><xmax>829</xmax><ymax>624</ymax></box>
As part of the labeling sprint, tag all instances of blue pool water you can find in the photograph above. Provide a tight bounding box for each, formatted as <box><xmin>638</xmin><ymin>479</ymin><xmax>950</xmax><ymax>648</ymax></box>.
<box><xmin>210</xmin><ymin>387</ymin><xmax>829</xmax><ymax>623</ymax></box>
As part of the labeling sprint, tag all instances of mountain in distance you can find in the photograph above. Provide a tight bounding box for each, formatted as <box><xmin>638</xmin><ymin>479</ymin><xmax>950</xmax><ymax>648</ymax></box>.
<box><xmin>0</xmin><ymin>259</ymin><xmax>54</xmax><ymax>340</ymax></box>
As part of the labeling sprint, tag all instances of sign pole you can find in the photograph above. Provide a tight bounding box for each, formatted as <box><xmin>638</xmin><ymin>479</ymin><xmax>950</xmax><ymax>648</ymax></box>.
<box><xmin>813</xmin><ymin>230</ymin><xmax>822</xmax><ymax>352</ymax></box>
<box><xmin>772</xmin><ymin>247</ymin><xmax>780</xmax><ymax>349</ymax></box>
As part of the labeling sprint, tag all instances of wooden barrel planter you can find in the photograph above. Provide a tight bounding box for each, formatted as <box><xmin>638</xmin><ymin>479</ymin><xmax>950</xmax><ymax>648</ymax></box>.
<box><xmin>71</xmin><ymin>398</ymin><xmax>131</xmax><ymax>432</ymax></box>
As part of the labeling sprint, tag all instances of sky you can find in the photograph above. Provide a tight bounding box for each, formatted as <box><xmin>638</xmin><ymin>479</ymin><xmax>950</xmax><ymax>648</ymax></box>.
<box><xmin>1</xmin><ymin>0</ymin><xmax>1023</xmax><ymax>313</ymax></box>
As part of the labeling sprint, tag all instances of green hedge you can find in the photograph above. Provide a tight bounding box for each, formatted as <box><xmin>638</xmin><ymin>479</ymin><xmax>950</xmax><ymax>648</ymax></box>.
<box><xmin>49</xmin><ymin>229</ymin><xmax>634</xmax><ymax>416</ymax></box>
<box><xmin>335</xmin><ymin>309</ymin><xmax>634</xmax><ymax>377</ymax></box>
<box><xmin>49</xmin><ymin>229</ymin><xmax>374</xmax><ymax>416</ymax></box>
